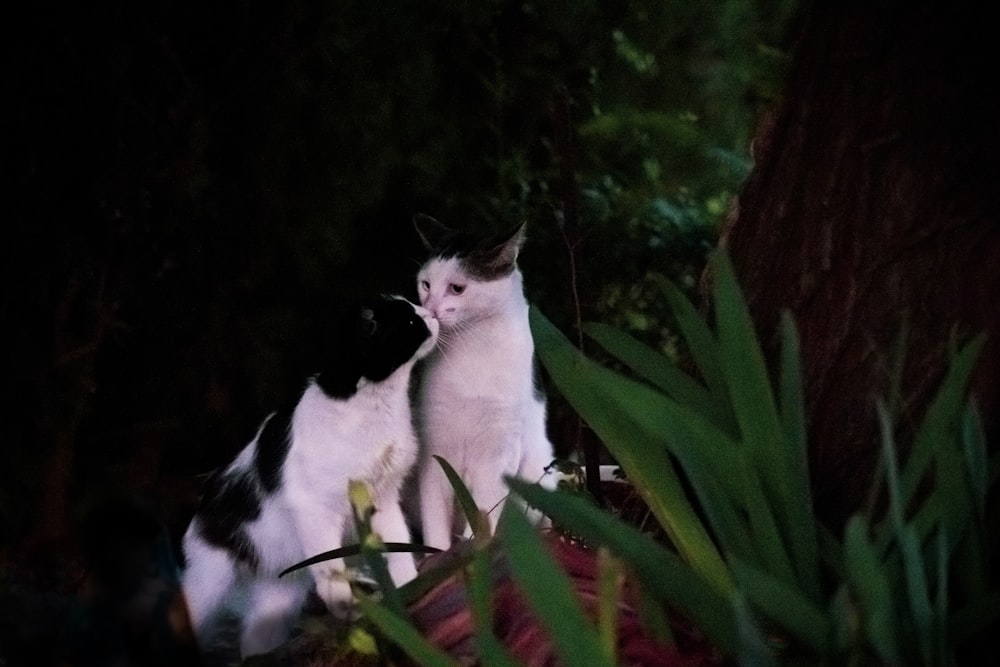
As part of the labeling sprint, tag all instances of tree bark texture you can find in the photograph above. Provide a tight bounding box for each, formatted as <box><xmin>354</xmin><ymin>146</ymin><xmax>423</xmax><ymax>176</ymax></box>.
<box><xmin>720</xmin><ymin>1</ymin><xmax>999</xmax><ymax>529</ymax></box>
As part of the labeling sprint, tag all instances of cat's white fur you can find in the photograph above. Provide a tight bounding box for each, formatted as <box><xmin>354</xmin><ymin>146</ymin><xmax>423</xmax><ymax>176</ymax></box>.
<box><xmin>182</xmin><ymin>299</ymin><xmax>438</xmax><ymax>659</ymax></box>
<box><xmin>414</xmin><ymin>222</ymin><xmax>555</xmax><ymax>549</ymax></box>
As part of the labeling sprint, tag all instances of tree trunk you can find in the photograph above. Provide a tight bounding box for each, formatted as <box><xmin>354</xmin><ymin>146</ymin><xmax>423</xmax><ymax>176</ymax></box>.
<box><xmin>721</xmin><ymin>0</ymin><xmax>1000</xmax><ymax>530</ymax></box>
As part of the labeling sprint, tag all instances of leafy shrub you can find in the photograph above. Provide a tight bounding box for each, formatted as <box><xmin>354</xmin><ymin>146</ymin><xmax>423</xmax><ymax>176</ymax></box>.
<box><xmin>280</xmin><ymin>250</ymin><xmax>997</xmax><ymax>665</ymax></box>
<box><xmin>525</xmin><ymin>249</ymin><xmax>998</xmax><ymax>664</ymax></box>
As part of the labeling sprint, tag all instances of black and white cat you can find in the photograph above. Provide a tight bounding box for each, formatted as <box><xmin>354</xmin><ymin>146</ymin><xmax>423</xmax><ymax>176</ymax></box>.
<box><xmin>412</xmin><ymin>216</ymin><xmax>556</xmax><ymax>550</ymax></box>
<box><xmin>181</xmin><ymin>295</ymin><xmax>438</xmax><ymax>659</ymax></box>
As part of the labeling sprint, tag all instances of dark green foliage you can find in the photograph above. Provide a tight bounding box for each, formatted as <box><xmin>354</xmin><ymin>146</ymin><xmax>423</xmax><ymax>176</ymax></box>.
<box><xmin>528</xmin><ymin>249</ymin><xmax>999</xmax><ymax>664</ymax></box>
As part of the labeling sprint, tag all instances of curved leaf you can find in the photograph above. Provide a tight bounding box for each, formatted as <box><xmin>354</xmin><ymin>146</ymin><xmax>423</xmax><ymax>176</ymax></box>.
<box><xmin>531</xmin><ymin>306</ymin><xmax>732</xmax><ymax>596</ymax></box>
<box><xmin>507</xmin><ymin>479</ymin><xmax>741</xmax><ymax>658</ymax></box>
<box><xmin>499</xmin><ymin>507</ymin><xmax>614</xmax><ymax>667</ymax></box>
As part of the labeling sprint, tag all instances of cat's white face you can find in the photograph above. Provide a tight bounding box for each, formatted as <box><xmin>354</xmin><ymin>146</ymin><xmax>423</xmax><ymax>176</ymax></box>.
<box><xmin>416</xmin><ymin>257</ymin><xmax>510</xmax><ymax>331</ymax></box>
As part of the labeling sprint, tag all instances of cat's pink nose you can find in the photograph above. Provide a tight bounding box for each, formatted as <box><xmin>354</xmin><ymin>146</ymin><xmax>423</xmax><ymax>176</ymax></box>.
<box><xmin>422</xmin><ymin>298</ymin><xmax>440</xmax><ymax>318</ymax></box>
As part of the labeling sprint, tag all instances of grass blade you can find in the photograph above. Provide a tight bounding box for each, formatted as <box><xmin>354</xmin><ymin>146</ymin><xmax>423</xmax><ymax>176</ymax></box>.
<box><xmin>434</xmin><ymin>454</ymin><xmax>491</xmax><ymax>540</ymax></box>
<box><xmin>468</xmin><ymin>547</ymin><xmax>519</xmax><ymax>667</ymax></box>
<box><xmin>900</xmin><ymin>336</ymin><xmax>985</xmax><ymax>508</ymax></box>
<box><xmin>658</xmin><ymin>276</ymin><xmax>737</xmax><ymax>432</ymax></box>
<box><xmin>961</xmin><ymin>402</ymin><xmax>988</xmax><ymax>516</ymax></box>
<box><xmin>732</xmin><ymin>592</ymin><xmax>777</xmax><ymax>667</ymax></box>
<box><xmin>531</xmin><ymin>306</ymin><xmax>732</xmax><ymax>596</ymax></box>
<box><xmin>507</xmin><ymin>479</ymin><xmax>741</xmax><ymax>658</ymax></box>
<box><xmin>933</xmin><ymin>528</ymin><xmax>950</xmax><ymax>666</ymax></box>
<box><xmin>357</xmin><ymin>596</ymin><xmax>459</xmax><ymax>667</ymax></box>
<box><xmin>710</xmin><ymin>251</ymin><xmax>796</xmax><ymax>587</ymax></box>
<box><xmin>280</xmin><ymin>542</ymin><xmax>440</xmax><ymax>578</ymax></box>
<box><xmin>498</xmin><ymin>506</ymin><xmax>613</xmax><ymax>667</ymax></box>
<box><xmin>732</xmin><ymin>559</ymin><xmax>831</xmax><ymax>656</ymax></box>
<box><xmin>778</xmin><ymin>311</ymin><xmax>822</xmax><ymax>603</ymax></box>
<box><xmin>843</xmin><ymin>516</ymin><xmax>900</xmax><ymax>665</ymax></box>
<box><xmin>877</xmin><ymin>401</ymin><xmax>932</xmax><ymax>663</ymax></box>
<box><xmin>583</xmin><ymin>322</ymin><xmax>726</xmax><ymax>425</ymax></box>
<box><xmin>596</xmin><ymin>548</ymin><xmax>623</xmax><ymax>665</ymax></box>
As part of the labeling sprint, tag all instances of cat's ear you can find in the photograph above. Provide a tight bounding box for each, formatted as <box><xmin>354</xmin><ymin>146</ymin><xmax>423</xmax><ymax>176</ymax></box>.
<box><xmin>473</xmin><ymin>222</ymin><xmax>526</xmax><ymax>278</ymax></box>
<box><xmin>413</xmin><ymin>214</ymin><xmax>452</xmax><ymax>251</ymax></box>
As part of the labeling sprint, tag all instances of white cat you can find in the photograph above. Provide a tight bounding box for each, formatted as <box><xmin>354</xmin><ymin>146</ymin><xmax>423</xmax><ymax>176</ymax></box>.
<box><xmin>412</xmin><ymin>216</ymin><xmax>556</xmax><ymax>550</ymax></box>
<box><xmin>181</xmin><ymin>296</ymin><xmax>438</xmax><ymax>660</ymax></box>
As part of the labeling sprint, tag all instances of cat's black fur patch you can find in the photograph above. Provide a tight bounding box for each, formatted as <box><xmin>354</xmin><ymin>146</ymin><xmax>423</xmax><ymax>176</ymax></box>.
<box><xmin>314</xmin><ymin>296</ymin><xmax>431</xmax><ymax>397</ymax></box>
<box><xmin>254</xmin><ymin>408</ymin><xmax>293</xmax><ymax>494</ymax></box>
<box><xmin>532</xmin><ymin>353</ymin><xmax>547</xmax><ymax>402</ymax></box>
<box><xmin>195</xmin><ymin>468</ymin><xmax>263</xmax><ymax>570</ymax></box>
<box><xmin>414</xmin><ymin>214</ymin><xmax>523</xmax><ymax>281</ymax></box>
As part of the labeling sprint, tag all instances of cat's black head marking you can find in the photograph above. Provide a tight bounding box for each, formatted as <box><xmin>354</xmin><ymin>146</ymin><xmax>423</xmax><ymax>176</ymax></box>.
<box><xmin>413</xmin><ymin>214</ymin><xmax>525</xmax><ymax>281</ymax></box>
<box><xmin>314</xmin><ymin>296</ymin><xmax>431</xmax><ymax>399</ymax></box>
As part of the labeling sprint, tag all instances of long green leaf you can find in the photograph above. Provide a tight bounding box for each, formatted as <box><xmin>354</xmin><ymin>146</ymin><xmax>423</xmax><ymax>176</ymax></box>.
<box><xmin>732</xmin><ymin>592</ymin><xmax>777</xmax><ymax>667</ymax></box>
<box><xmin>434</xmin><ymin>455</ymin><xmax>491</xmax><ymax>540</ymax></box>
<box><xmin>674</xmin><ymin>443</ymin><xmax>758</xmax><ymax>568</ymax></box>
<box><xmin>498</xmin><ymin>506</ymin><xmax>613</xmax><ymax>667</ymax></box>
<box><xmin>877</xmin><ymin>401</ymin><xmax>932</xmax><ymax>665</ymax></box>
<box><xmin>468</xmin><ymin>547</ymin><xmax>519</xmax><ymax>667</ymax></box>
<box><xmin>596</xmin><ymin>548</ymin><xmax>622</xmax><ymax>665</ymax></box>
<box><xmin>778</xmin><ymin>311</ymin><xmax>822</xmax><ymax>603</ymax></box>
<box><xmin>875</xmin><ymin>338</ymin><xmax>985</xmax><ymax>559</ymax></box>
<box><xmin>658</xmin><ymin>276</ymin><xmax>737</xmax><ymax>432</ymax></box>
<box><xmin>280</xmin><ymin>542</ymin><xmax>440</xmax><ymax>578</ymax></box>
<box><xmin>531</xmin><ymin>307</ymin><xmax>732</xmax><ymax>596</ymax></box>
<box><xmin>961</xmin><ymin>402</ymin><xmax>988</xmax><ymax>517</ymax></box>
<box><xmin>900</xmin><ymin>335</ymin><xmax>985</xmax><ymax>507</ymax></box>
<box><xmin>544</xmin><ymin>308</ymin><xmax>761</xmax><ymax>575</ymax></box>
<box><xmin>357</xmin><ymin>596</ymin><xmax>460</xmax><ymax>667</ymax></box>
<box><xmin>710</xmin><ymin>251</ymin><xmax>796</xmax><ymax>587</ymax></box>
<box><xmin>731</xmin><ymin>559</ymin><xmax>831</xmax><ymax>656</ymax></box>
<box><xmin>575</xmin><ymin>341</ymin><xmax>757</xmax><ymax>564</ymax></box>
<box><xmin>582</xmin><ymin>322</ymin><xmax>725</xmax><ymax>425</ymax></box>
<box><xmin>933</xmin><ymin>529</ymin><xmax>950</xmax><ymax>666</ymax></box>
<box><xmin>843</xmin><ymin>517</ymin><xmax>900</xmax><ymax>665</ymax></box>
<box><xmin>898</xmin><ymin>524</ymin><xmax>934</xmax><ymax>665</ymax></box>
<box><xmin>507</xmin><ymin>479</ymin><xmax>741</xmax><ymax>657</ymax></box>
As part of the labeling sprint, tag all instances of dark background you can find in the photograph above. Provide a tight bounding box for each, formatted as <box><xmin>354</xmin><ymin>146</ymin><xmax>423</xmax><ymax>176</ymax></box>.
<box><xmin>2</xmin><ymin>0</ymin><xmax>795</xmax><ymax>547</ymax></box>
<box><xmin>3</xmin><ymin>1</ymin><xmax>999</xmax><ymax>664</ymax></box>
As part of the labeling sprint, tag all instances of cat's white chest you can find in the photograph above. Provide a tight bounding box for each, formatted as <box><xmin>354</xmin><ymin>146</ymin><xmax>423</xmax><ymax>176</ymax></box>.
<box><xmin>423</xmin><ymin>317</ymin><xmax>533</xmax><ymax>400</ymax></box>
<box><xmin>288</xmin><ymin>383</ymin><xmax>418</xmax><ymax>499</ymax></box>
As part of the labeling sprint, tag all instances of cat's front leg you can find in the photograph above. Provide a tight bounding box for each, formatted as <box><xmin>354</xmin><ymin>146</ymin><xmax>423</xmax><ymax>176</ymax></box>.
<box><xmin>241</xmin><ymin>577</ymin><xmax>310</xmax><ymax>658</ymax></box>
<box><xmin>293</xmin><ymin>509</ymin><xmax>357</xmax><ymax>619</ymax></box>
<box><xmin>311</xmin><ymin>561</ymin><xmax>356</xmax><ymax>620</ymax></box>
<box><xmin>370</xmin><ymin>494</ymin><xmax>418</xmax><ymax>586</ymax></box>
<box><xmin>418</xmin><ymin>463</ymin><xmax>457</xmax><ymax>551</ymax></box>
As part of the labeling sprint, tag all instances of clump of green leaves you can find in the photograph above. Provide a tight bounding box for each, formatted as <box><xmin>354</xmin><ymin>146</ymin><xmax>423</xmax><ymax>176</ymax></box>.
<box><xmin>525</xmin><ymin>249</ymin><xmax>999</xmax><ymax>664</ymax></box>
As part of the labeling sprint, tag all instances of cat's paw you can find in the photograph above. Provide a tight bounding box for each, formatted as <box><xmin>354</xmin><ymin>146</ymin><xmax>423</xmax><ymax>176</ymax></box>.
<box><xmin>313</xmin><ymin>567</ymin><xmax>358</xmax><ymax>620</ymax></box>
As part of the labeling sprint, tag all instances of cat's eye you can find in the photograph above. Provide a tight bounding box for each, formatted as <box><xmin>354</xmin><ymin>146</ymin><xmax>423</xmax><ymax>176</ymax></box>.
<box><xmin>449</xmin><ymin>284</ymin><xmax>466</xmax><ymax>295</ymax></box>
<box><xmin>419</xmin><ymin>280</ymin><xmax>430</xmax><ymax>291</ymax></box>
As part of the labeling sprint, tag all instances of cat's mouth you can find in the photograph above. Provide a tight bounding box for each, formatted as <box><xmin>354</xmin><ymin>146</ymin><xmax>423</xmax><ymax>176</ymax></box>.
<box><xmin>416</xmin><ymin>315</ymin><xmax>440</xmax><ymax>359</ymax></box>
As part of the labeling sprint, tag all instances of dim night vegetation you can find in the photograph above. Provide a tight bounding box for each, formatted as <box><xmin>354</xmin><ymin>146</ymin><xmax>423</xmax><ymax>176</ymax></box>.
<box><xmin>13</xmin><ymin>2</ymin><xmax>997</xmax><ymax>667</ymax></box>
